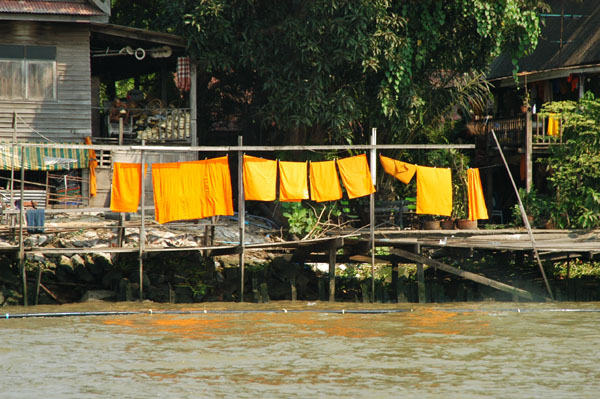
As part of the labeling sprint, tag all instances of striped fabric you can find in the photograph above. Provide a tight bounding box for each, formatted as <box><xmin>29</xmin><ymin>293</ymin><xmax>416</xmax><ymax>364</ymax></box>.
<box><xmin>0</xmin><ymin>145</ymin><xmax>89</xmax><ymax>171</ymax></box>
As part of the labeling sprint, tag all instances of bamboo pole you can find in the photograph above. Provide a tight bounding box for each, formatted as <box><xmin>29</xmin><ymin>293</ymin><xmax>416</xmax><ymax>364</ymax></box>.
<box><xmin>491</xmin><ymin>128</ymin><xmax>554</xmax><ymax>300</ymax></box>
<box><xmin>238</xmin><ymin>136</ymin><xmax>245</xmax><ymax>302</ymax></box>
<box><xmin>369</xmin><ymin>128</ymin><xmax>376</xmax><ymax>302</ymax></box>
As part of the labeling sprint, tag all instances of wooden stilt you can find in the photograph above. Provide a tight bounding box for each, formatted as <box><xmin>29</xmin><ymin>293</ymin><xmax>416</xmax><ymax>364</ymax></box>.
<box><xmin>415</xmin><ymin>244</ymin><xmax>426</xmax><ymax>303</ymax></box>
<box><xmin>391</xmin><ymin>260</ymin><xmax>399</xmax><ymax>303</ymax></box>
<box><xmin>35</xmin><ymin>263</ymin><xmax>42</xmax><ymax>305</ymax></box>
<box><xmin>328</xmin><ymin>246</ymin><xmax>336</xmax><ymax>302</ymax></box>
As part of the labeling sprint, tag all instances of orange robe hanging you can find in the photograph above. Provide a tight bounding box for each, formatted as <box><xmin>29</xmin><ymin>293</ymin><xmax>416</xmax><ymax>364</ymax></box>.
<box><xmin>85</xmin><ymin>136</ymin><xmax>97</xmax><ymax>197</ymax></box>
<box><xmin>336</xmin><ymin>154</ymin><xmax>375</xmax><ymax>199</ymax></box>
<box><xmin>379</xmin><ymin>154</ymin><xmax>416</xmax><ymax>184</ymax></box>
<box><xmin>415</xmin><ymin>165</ymin><xmax>452</xmax><ymax>216</ymax></box>
<box><xmin>547</xmin><ymin>113</ymin><xmax>560</xmax><ymax>136</ymax></box>
<box><xmin>467</xmin><ymin>168</ymin><xmax>489</xmax><ymax>221</ymax></box>
<box><xmin>309</xmin><ymin>160</ymin><xmax>343</xmax><ymax>202</ymax></box>
<box><xmin>243</xmin><ymin>155</ymin><xmax>277</xmax><ymax>201</ymax></box>
<box><xmin>110</xmin><ymin>162</ymin><xmax>146</xmax><ymax>213</ymax></box>
<box><xmin>152</xmin><ymin>156</ymin><xmax>233</xmax><ymax>224</ymax></box>
<box><xmin>279</xmin><ymin>161</ymin><xmax>309</xmax><ymax>202</ymax></box>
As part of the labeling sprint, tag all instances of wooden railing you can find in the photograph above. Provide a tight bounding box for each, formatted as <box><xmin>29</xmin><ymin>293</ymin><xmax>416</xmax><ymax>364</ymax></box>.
<box><xmin>469</xmin><ymin>113</ymin><xmax>563</xmax><ymax>150</ymax></box>
<box><xmin>105</xmin><ymin>107</ymin><xmax>192</xmax><ymax>143</ymax></box>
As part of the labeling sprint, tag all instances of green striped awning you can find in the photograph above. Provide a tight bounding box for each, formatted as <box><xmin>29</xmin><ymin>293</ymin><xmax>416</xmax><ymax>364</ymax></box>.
<box><xmin>0</xmin><ymin>145</ymin><xmax>89</xmax><ymax>171</ymax></box>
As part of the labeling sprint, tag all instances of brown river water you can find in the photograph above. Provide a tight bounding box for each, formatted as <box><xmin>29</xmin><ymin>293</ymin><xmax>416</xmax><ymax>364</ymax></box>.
<box><xmin>1</xmin><ymin>301</ymin><xmax>599</xmax><ymax>398</ymax></box>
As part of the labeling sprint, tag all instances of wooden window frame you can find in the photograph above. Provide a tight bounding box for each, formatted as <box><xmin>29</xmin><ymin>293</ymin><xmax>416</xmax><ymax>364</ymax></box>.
<box><xmin>0</xmin><ymin>44</ymin><xmax>57</xmax><ymax>102</ymax></box>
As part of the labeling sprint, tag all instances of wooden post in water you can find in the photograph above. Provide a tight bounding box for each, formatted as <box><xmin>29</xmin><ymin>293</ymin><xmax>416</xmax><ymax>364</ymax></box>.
<box><xmin>328</xmin><ymin>245</ymin><xmax>336</xmax><ymax>302</ymax></box>
<box><xmin>238</xmin><ymin>136</ymin><xmax>245</xmax><ymax>302</ymax></box>
<box><xmin>369</xmin><ymin>128</ymin><xmax>377</xmax><ymax>302</ymax></box>
<box><xmin>138</xmin><ymin>144</ymin><xmax>145</xmax><ymax>300</ymax></box>
<box><xmin>35</xmin><ymin>264</ymin><xmax>42</xmax><ymax>305</ymax></box>
<box><xmin>415</xmin><ymin>243</ymin><xmax>426</xmax><ymax>303</ymax></box>
<box><xmin>391</xmin><ymin>259</ymin><xmax>399</xmax><ymax>303</ymax></box>
<box><xmin>19</xmin><ymin>145</ymin><xmax>27</xmax><ymax>306</ymax></box>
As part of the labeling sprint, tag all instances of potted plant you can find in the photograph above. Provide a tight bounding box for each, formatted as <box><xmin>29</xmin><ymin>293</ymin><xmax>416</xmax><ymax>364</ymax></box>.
<box><xmin>520</xmin><ymin>87</ymin><xmax>531</xmax><ymax>114</ymax></box>
<box><xmin>511</xmin><ymin>187</ymin><xmax>548</xmax><ymax>228</ymax></box>
<box><xmin>450</xmin><ymin>152</ymin><xmax>478</xmax><ymax>229</ymax></box>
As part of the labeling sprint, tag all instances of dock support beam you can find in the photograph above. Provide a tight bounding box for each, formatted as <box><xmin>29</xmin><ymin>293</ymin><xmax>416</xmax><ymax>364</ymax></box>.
<box><xmin>391</xmin><ymin>247</ymin><xmax>537</xmax><ymax>300</ymax></box>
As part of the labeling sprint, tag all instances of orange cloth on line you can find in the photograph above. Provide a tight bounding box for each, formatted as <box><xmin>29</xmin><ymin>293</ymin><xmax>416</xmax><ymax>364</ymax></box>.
<box><xmin>85</xmin><ymin>136</ymin><xmax>97</xmax><ymax>197</ymax></box>
<box><xmin>309</xmin><ymin>160</ymin><xmax>343</xmax><ymax>202</ymax></box>
<box><xmin>152</xmin><ymin>156</ymin><xmax>234</xmax><ymax>224</ymax></box>
<box><xmin>547</xmin><ymin>113</ymin><xmax>559</xmax><ymax>136</ymax></box>
<box><xmin>279</xmin><ymin>161</ymin><xmax>309</xmax><ymax>202</ymax></box>
<box><xmin>467</xmin><ymin>168</ymin><xmax>489</xmax><ymax>221</ymax></box>
<box><xmin>415</xmin><ymin>165</ymin><xmax>452</xmax><ymax>216</ymax></box>
<box><xmin>243</xmin><ymin>155</ymin><xmax>277</xmax><ymax>201</ymax></box>
<box><xmin>110</xmin><ymin>162</ymin><xmax>147</xmax><ymax>213</ymax></box>
<box><xmin>336</xmin><ymin>154</ymin><xmax>375</xmax><ymax>199</ymax></box>
<box><xmin>379</xmin><ymin>154</ymin><xmax>416</xmax><ymax>184</ymax></box>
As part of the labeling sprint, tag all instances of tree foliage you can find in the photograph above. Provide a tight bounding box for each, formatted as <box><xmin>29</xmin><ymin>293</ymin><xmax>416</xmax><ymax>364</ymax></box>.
<box><xmin>540</xmin><ymin>93</ymin><xmax>600</xmax><ymax>229</ymax></box>
<box><xmin>111</xmin><ymin>0</ymin><xmax>545</xmax><ymax>145</ymax></box>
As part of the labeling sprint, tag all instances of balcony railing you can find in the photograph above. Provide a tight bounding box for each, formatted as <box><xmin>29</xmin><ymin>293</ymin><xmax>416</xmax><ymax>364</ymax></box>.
<box><xmin>468</xmin><ymin>113</ymin><xmax>563</xmax><ymax>150</ymax></box>
<box><xmin>105</xmin><ymin>107</ymin><xmax>192</xmax><ymax>143</ymax></box>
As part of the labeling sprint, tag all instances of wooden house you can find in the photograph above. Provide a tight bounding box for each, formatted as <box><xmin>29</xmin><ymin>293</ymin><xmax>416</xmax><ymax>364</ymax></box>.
<box><xmin>0</xmin><ymin>1</ymin><xmax>196</xmax><ymax>208</ymax></box>
<box><xmin>476</xmin><ymin>0</ymin><xmax>600</xmax><ymax>222</ymax></box>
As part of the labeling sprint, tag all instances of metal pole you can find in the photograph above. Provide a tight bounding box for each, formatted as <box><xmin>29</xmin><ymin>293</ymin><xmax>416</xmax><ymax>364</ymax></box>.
<box><xmin>369</xmin><ymin>128</ymin><xmax>376</xmax><ymax>302</ymax></box>
<box><xmin>19</xmin><ymin>145</ymin><xmax>27</xmax><ymax>306</ymax></box>
<box><xmin>138</xmin><ymin>143</ymin><xmax>145</xmax><ymax>300</ymax></box>
<box><xmin>237</xmin><ymin>135</ymin><xmax>245</xmax><ymax>302</ymax></box>
<box><xmin>491</xmin><ymin>129</ymin><xmax>554</xmax><ymax>300</ymax></box>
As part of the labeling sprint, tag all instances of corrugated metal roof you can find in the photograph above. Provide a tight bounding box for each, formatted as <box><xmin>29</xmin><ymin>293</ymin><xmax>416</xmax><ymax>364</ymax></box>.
<box><xmin>0</xmin><ymin>1</ymin><xmax>104</xmax><ymax>16</ymax></box>
<box><xmin>488</xmin><ymin>0</ymin><xmax>600</xmax><ymax>80</ymax></box>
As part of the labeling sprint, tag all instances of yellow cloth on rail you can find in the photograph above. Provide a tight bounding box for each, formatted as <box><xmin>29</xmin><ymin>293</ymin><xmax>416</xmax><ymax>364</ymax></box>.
<box><xmin>110</xmin><ymin>162</ymin><xmax>147</xmax><ymax>213</ymax></box>
<box><xmin>309</xmin><ymin>160</ymin><xmax>343</xmax><ymax>202</ymax></box>
<box><xmin>85</xmin><ymin>136</ymin><xmax>97</xmax><ymax>197</ymax></box>
<box><xmin>467</xmin><ymin>168</ymin><xmax>488</xmax><ymax>221</ymax></box>
<box><xmin>415</xmin><ymin>165</ymin><xmax>452</xmax><ymax>216</ymax></box>
<box><xmin>243</xmin><ymin>155</ymin><xmax>277</xmax><ymax>201</ymax></box>
<box><xmin>379</xmin><ymin>154</ymin><xmax>416</xmax><ymax>184</ymax></box>
<box><xmin>152</xmin><ymin>156</ymin><xmax>233</xmax><ymax>224</ymax></box>
<box><xmin>547</xmin><ymin>113</ymin><xmax>560</xmax><ymax>136</ymax></box>
<box><xmin>279</xmin><ymin>161</ymin><xmax>309</xmax><ymax>202</ymax></box>
<box><xmin>336</xmin><ymin>154</ymin><xmax>375</xmax><ymax>199</ymax></box>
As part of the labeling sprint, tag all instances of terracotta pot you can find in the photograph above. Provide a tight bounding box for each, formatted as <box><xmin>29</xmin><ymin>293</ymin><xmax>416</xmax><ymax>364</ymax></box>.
<box><xmin>423</xmin><ymin>220</ymin><xmax>441</xmax><ymax>230</ymax></box>
<box><xmin>440</xmin><ymin>220</ymin><xmax>455</xmax><ymax>230</ymax></box>
<box><xmin>456</xmin><ymin>219</ymin><xmax>477</xmax><ymax>230</ymax></box>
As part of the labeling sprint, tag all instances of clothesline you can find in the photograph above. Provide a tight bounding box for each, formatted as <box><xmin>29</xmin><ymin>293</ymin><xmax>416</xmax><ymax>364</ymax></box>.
<box><xmin>110</xmin><ymin>153</ymin><xmax>488</xmax><ymax>225</ymax></box>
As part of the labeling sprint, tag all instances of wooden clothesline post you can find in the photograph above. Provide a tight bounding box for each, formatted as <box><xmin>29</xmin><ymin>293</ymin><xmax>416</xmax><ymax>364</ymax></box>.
<box><xmin>19</xmin><ymin>145</ymin><xmax>27</xmax><ymax>306</ymax></box>
<box><xmin>370</xmin><ymin>128</ymin><xmax>376</xmax><ymax>302</ymax></box>
<box><xmin>238</xmin><ymin>136</ymin><xmax>245</xmax><ymax>302</ymax></box>
<box><xmin>139</xmin><ymin>142</ymin><xmax>145</xmax><ymax>301</ymax></box>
